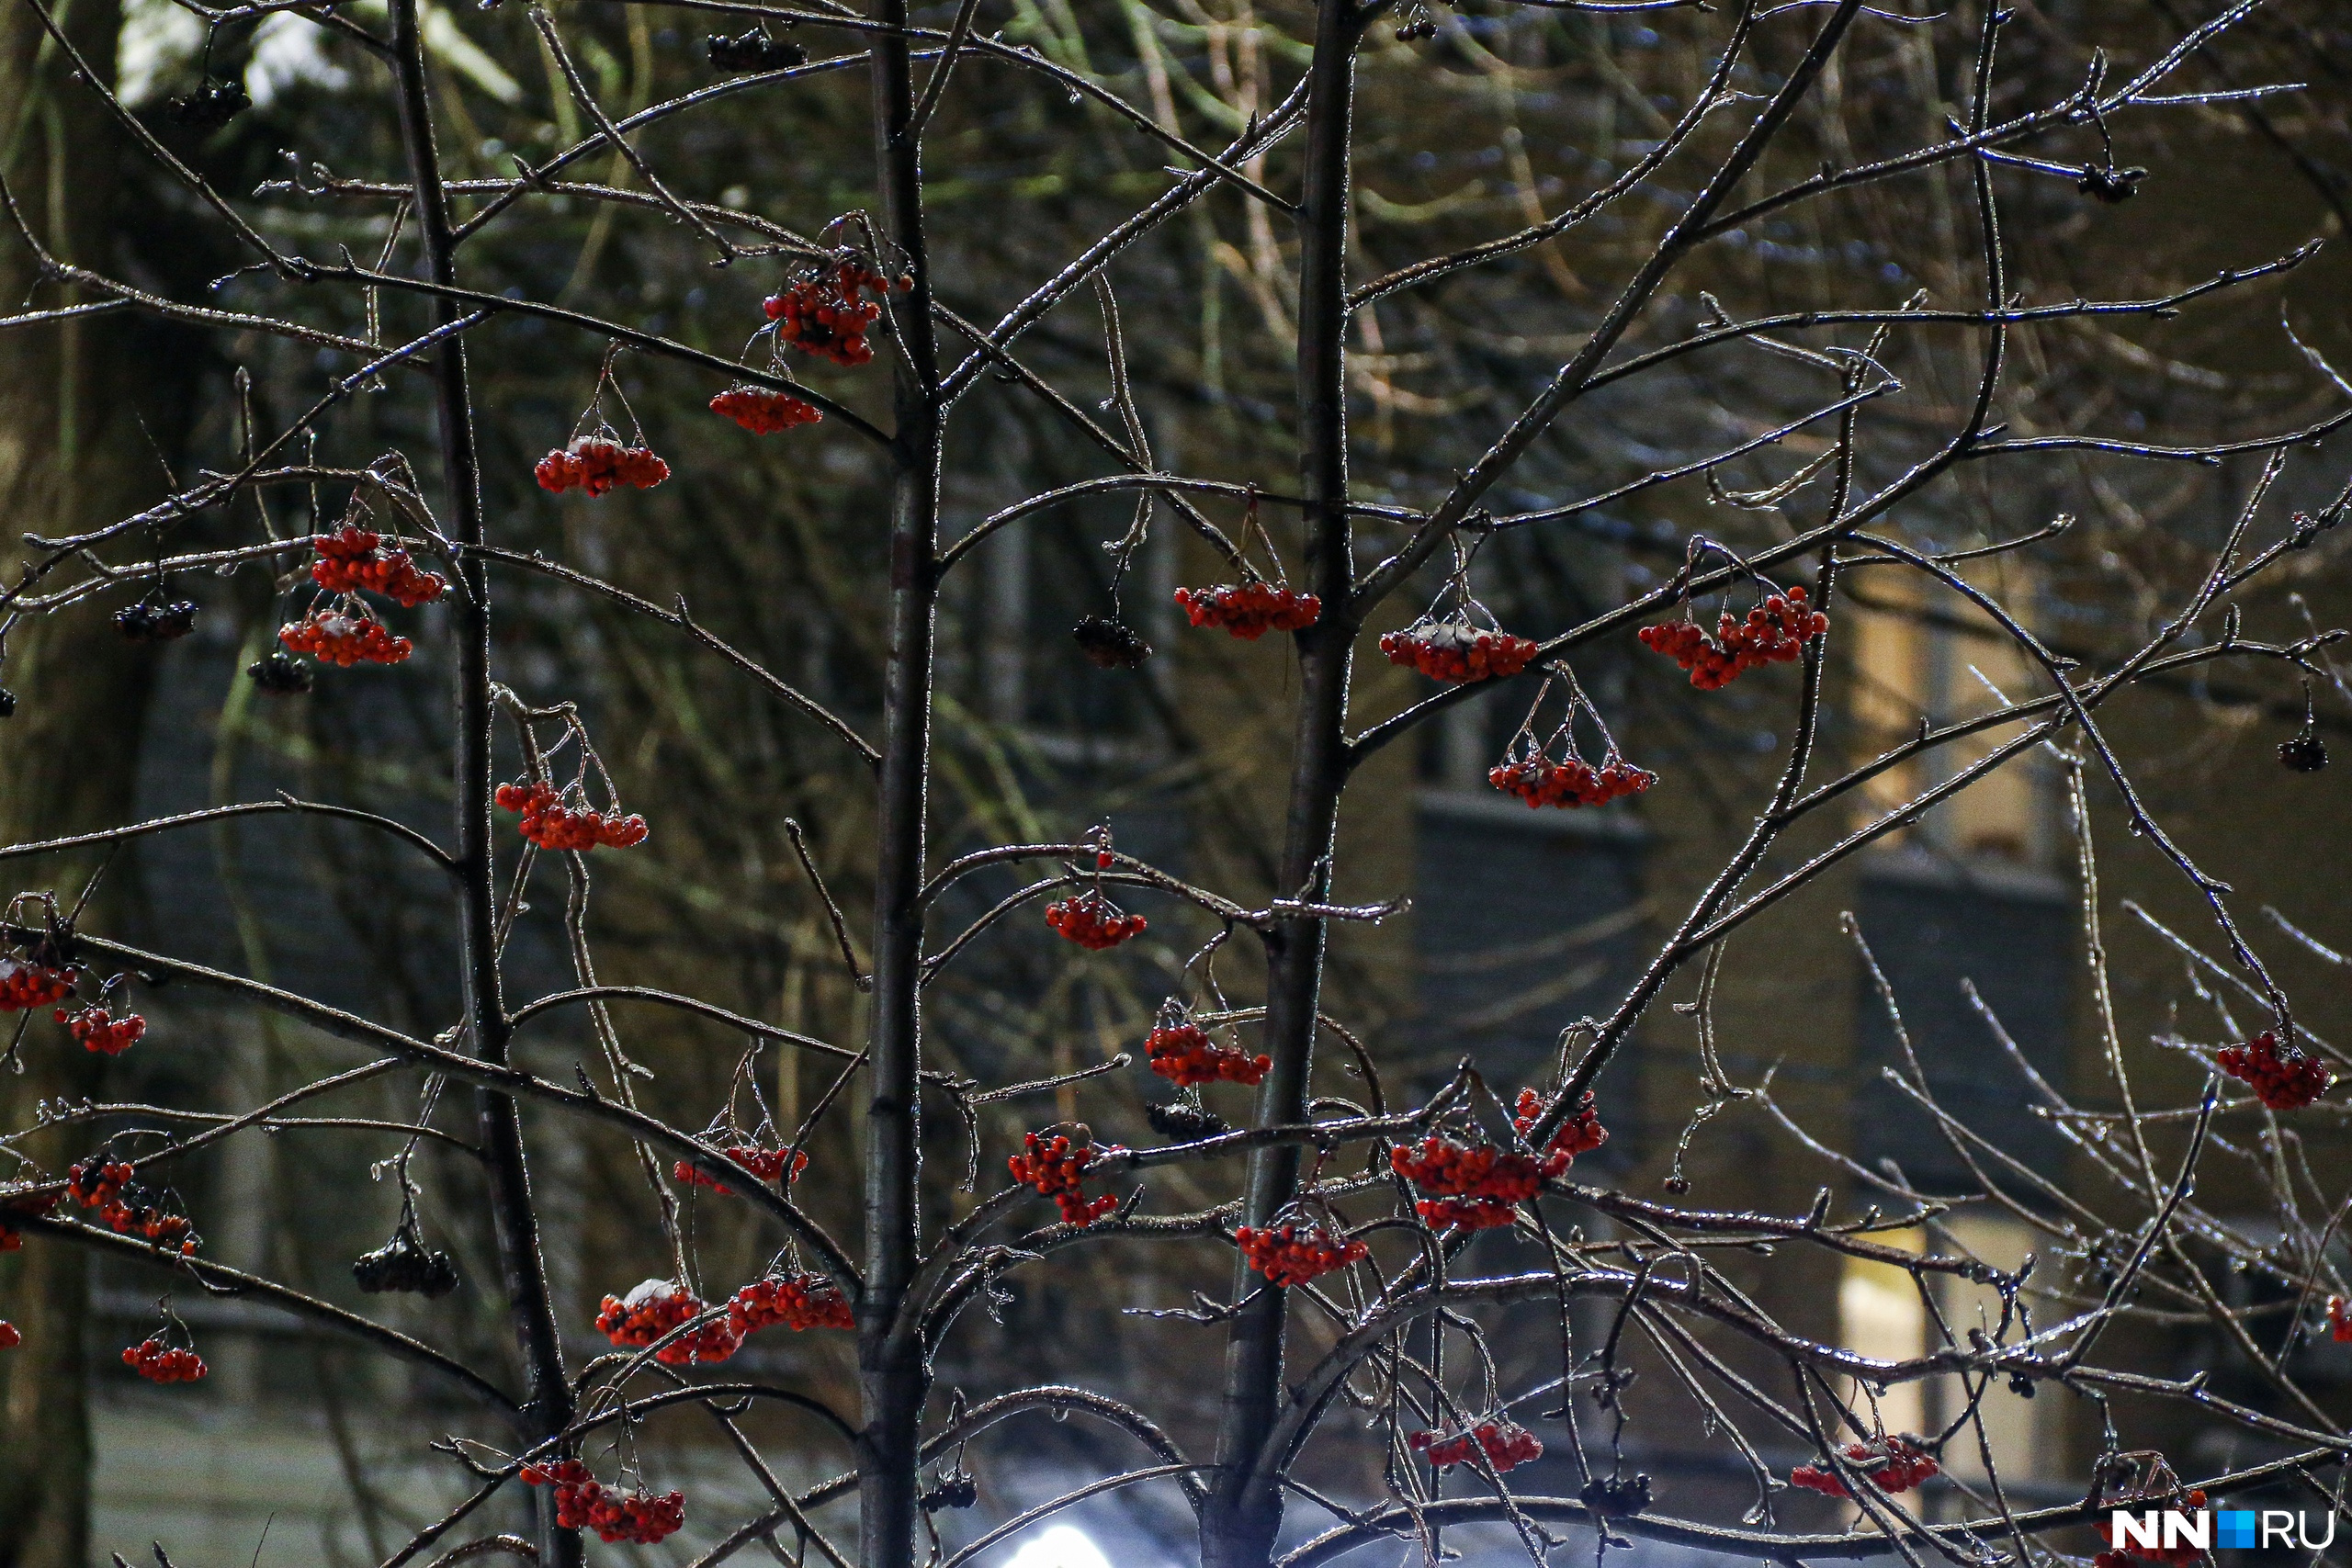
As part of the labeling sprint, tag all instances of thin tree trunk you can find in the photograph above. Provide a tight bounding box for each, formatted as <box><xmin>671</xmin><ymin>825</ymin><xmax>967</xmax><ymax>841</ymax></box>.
<box><xmin>1202</xmin><ymin>6</ymin><xmax>1359</xmax><ymax>1563</ymax></box>
<box><xmin>862</xmin><ymin>6</ymin><xmax>944</xmax><ymax>1562</ymax></box>
<box><xmin>384</xmin><ymin>6</ymin><xmax>576</xmax><ymax>1563</ymax></box>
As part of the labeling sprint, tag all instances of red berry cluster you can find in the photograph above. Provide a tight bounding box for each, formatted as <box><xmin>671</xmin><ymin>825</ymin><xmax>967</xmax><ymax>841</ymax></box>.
<box><xmin>310</xmin><ymin>525</ymin><xmax>447</xmax><ymax>607</ymax></box>
<box><xmin>1638</xmin><ymin>587</ymin><xmax>1827</xmax><ymax>690</ymax></box>
<box><xmin>0</xmin><ymin>1321</ymin><xmax>18</xmax><ymax>1349</ymax></box>
<box><xmin>279</xmin><ymin>609</ymin><xmax>412</xmax><ymax>666</ymax></box>
<box><xmin>2094</xmin><ymin>1490</ymin><xmax>2209</xmax><ymax>1567</ymax></box>
<box><xmin>1789</xmin><ymin>1435</ymin><xmax>1939</xmax><ymax>1498</ymax></box>
<box><xmin>521</xmin><ymin>1461</ymin><xmax>686</xmax><ymax>1545</ymax></box>
<box><xmin>1408</xmin><ymin>1416</ymin><xmax>1544</xmax><ymax>1473</ymax></box>
<box><xmin>766</xmin><ymin>264</ymin><xmax>897</xmax><ymax>367</ymax></box>
<box><xmin>1390</xmin><ymin>1134</ymin><xmax>1552</xmax><ymax>1232</ymax></box>
<box><xmin>535</xmin><ymin>438</ymin><xmax>671</xmax><ymax>496</ymax></box>
<box><xmin>674</xmin><ymin>1145</ymin><xmax>808</xmax><ymax>1195</ymax></box>
<box><xmin>1235</xmin><ymin>1223</ymin><xmax>1367</xmax><ymax>1288</ymax></box>
<box><xmin>1379</xmin><ymin>622</ymin><xmax>1540</xmax><ymax>683</ymax></box>
<box><xmin>1146</xmin><ymin>1020</ymin><xmax>1269</xmax><ymax>1088</ymax></box>
<box><xmin>1008</xmin><ymin>1130</ymin><xmax>1120</xmax><ymax>1225</ymax></box>
<box><xmin>494</xmin><ymin>781</ymin><xmax>650</xmax><ymax>852</ymax></box>
<box><xmin>711</xmin><ymin>386</ymin><xmax>822</xmax><ymax>434</ymax></box>
<box><xmin>1046</xmin><ymin>891</ymin><xmax>1147</xmax><ymax>951</ymax></box>
<box><xmin>594</xmin><ymin>1280</ymin><xmax>741</xmax><ymax>1365</ymax></box>
<box><xmin>68</xmin><ymin>1159</ymin><xmax>196</xmax><ymax>1252</ymax></box>
<box><xmin>0</xmin><ymin>1190</ymin><xmax>58</xmax><ymax>1252</ymax></box>
<box><xmin>2330</xmin><ymin>1295</ymin><xmax>2352</xmax><ymax>1343</ymax></box>
<box><xmin>122</xmin><ymin>1338</ymin><xmax>207</xmax><ymax>1383</ymax></box>
<box><xmin>2216</xmin><ymin>1030</ymin><xmax>2331</xmax><ymax>1110</ymax></box>
<box><xmin>0</xmin><ymin>957</ymin><xmax>77</xmax><ymax>1012</ymax></box>
<box><xmin>1173</xmin><ymin>583</ymin><xmax>1321</xmax><ymax>639</ymax></box>
<box><xmin>1488</xmin><ymin>753</ymin><xmax>1655</xmax><ymax>810</ymax></box>
<box><xmin>1511</xmin><ymin>1089</ymin><xmax>1610</xmax><ymax>1168</ymax></box>
<box><xmin>729</xmin><ymin>1272</ymin><xmax>854</xmax><ymax>1334</ymax></box>
<box><xmin>57</xmin><ymin>1005</ymin><xmax>145</xmax><ymax>1056</ymax></box>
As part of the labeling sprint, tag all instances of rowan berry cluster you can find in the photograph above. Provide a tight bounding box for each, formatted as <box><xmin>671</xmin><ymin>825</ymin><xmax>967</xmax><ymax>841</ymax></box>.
<box><xmin>2216</xmin><ymin>1030</ymin><xmax>2331</xmax><ymax>1110</ymax></box>
<box><xmin>710</xmin><ymin>386</ymin><xmax>822</xmax><ymax>434</ymax></box>
<box><xmin>535</xmin><ymin>438</ymin><xmax>671</xmax><ymax>496</ymax></box>
<box><xmin>57</xmin><ymin>1005</ymin><xmax>145</xmax><ymax>1056</ymax></box>
<box><xmin>1173</xmin><ymin>582</ymin><xmax>1320</xmax><ymax>639</ymax></box>
<box><xmin>1638</xmin><ymin>587</ymin><xmax>1827</xmax><ymax>690</ymax></box>
<box><xmin>494</xmin><ymin>781</ymin><xmax>650</xmax><ymax>852</ymax></box>
<box><xmin>0</xmin><ymin>957</ymin><xmax>76</xmax><ymax>1011</ymax></box>
<box><xmin>115</xmin><ymin>600</ymin><xmax>198</xmax><ymax>643</ymax></box>
<box><xmin>67</xmin><ymin>1158</ymin><xmax>196</xmax><ymax>1251</ymax></box>
<box><xmin>1380</xmin><ymin>621</ymin><xmax>1540</xmax><ymax>683</ymax></box>
<box><xmin>1046</xmin><ymin>891</ymin><xmax>1146</xmax><ymax>951</ymax></box>
<box><xmin>123</xmin><ymin>1339</ymin><xmax>207</xmax><ymax>1383</ymax></box>
<box><xmin>1390</xmin><ymin>1134</ymin><xmax>1547</xmax><ymax>1232</ymax></box>
<box><xmin>0</xmin><ymin>1322</ymin><xmax>18</xmax><ymax>1349</ymax></box>
<box><xmin>279</xmin><ymin>609</ymin><xmax>413</xmax><ymax>666</ymax></box>
<box><xmin>310</xmin><ymin>525</ymin><xmax>447</xmax><ymax>606</ymax></box>
<box><xmin>729</xmin><ymin>1272</ymin><xmax>854</xmax><ymax>1334</ymax></box>
<box><xmin>1008</xmin><ymin>1129</ymin><xmax>1120</xmax><ymax>1225</ymax></box>
<box><xmin>1511</xmin><ymin>1089</ymin><xmax>1610</xmax><ymax>1168</ymax></box>
<box><xmin>521</xmin><ymin>1461</ymin><xmax>686</xmax><ymax>1545</ymax></box>
<box><xmin>1235</xmin><ymin>1223</ymin><xmax>1367</xmax><ymax>1288</ymax></box>
<box><xmin>1073</xmin><ymin>615</ymin><xmax>1153</xmax><ymax>669</ymax></box>
<box><xmin>767</xmin><ymin>263</ymin><xmax>898</xmax><ymax>367</ymax></box>
<box><xmin>1789</xmin><ymin>1435</ymin><xmax>1939</xmax><ymax>1497</ymax></box>
<box><xmin>353</xmin><ymin>1229</ymin><xmax>460</xmax><ymax>1296</ymax></box>
<box><xmin>594</xmin><ymin>1280</ymin><xmax>741</xmax><ymax>1365</ymax></box>
<box><xmin>707</xmin><ymin>28</ymin><xmax>806</xmax><ymax>71</ymax></box>
<box><xmin>2094</xmin><ymin>1490</ymin><xmax>2208</xmax><ymax>1567</ymax></box>
<box><xmin>1146</xmin><ymin>1018</ymin><xmax>1269</xmax><ymax>1087</ymax></box>
<box><xmin>675</xmin><ymin>1145</ymin><xmax>808</xmax><ymax>1194</ymax></box>
<box><xmin>1488</xmin><ymin>753</ymin><xmax>1655</xmax><ymax>809</ymax></box>
<box><xmin>1408</xmin><ymin>1416</ymin><xmax>1544</xmax><ymax>1473</ymax></box>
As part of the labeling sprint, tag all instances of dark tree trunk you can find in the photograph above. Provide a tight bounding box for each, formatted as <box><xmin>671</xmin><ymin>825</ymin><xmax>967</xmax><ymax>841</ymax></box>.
<box><xmin>861</xmin><ymin>6</ymin><xmax>945</xmax><ymax>1563</ymax></box>
<box><xmin>1201</xmin><ymin>5</ymin><xmax>1360</xmax><ymax>1563</ymax></box>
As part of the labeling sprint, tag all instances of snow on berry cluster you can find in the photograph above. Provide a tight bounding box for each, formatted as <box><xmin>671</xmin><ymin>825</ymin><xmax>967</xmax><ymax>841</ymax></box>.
<box><xmin>1789</xmin><ymin>1435</ymin><xmax>1939</xmax><ymax>1498</ymax></box>
<box><xmin>1174</xmin><ymin>582</ymin><xmax>1321</xmax><ymax>639</ymax></box>
<box><xmin>521</xmin><ymin>1461</ymin><xmax>686</xmax><ymax>1545</ymax></box>
<box><xmin>767</xmin><ymin>263</ymin><xmax>899</xmax><ymax>367</ymax></box>
<box><xmin>1235</xmin><ymin>1223</ymin><xmax>1367</xmax><ymax>1288</ymax></box>
<box><xmin>674</xmin><ymin>1145</ymin><xmax>808</xmax><ymax>1195</ymax></box>
<box><xmin>1046</xmin><ymin>890</ymin><xmax>1146</xmax><ymax>951</ymax></box>
<box><xmin>1380</xmin><ymin>621</ymin><xmax>1539</xmax><ymax>683</ymax></box>
<box><xmin>1390</xmin><ymin>1133</ymin><xmax>1555</xmax><ymax>1232</ymax></box>
<box><xmin>1409</xmin><ymin>1416</ymin><xmax>1543</xmax><ymax>1473</ymax></box>
<box><xmin>729</xmin><ymin>1272</ymin><xmax>854</xmax><ymax>1334</ymax></box>
<box><xmin>1638</xmin><ymin>586</ymin><xmax>1826</xmax><ymax>690</ymax></box>
<box><xmin>1146</xmin><ymin>1016</ymin><xmax>1269</xmax><ymax>1088</ymax></box>
<box><xmin>0</xmin><ymin>956</ymin><xmax>77</xmax><ymax>1011</ymax></box>
<box><xmin>594</xmin><ymin>1280</ymin><xmax>741</xmax><ymax>1365</ymax></box>
<box><xmin>1488</xmin><ymin>751</ymin><xmax>1655</xmax><ymax>810</ymax></box>
<box><xmin>57</xmin><ymin>1004</ymin><xmax>144</xmax><ymax>1056</ymax></box>
<box><xmin>1511</xmin><ymin>1089</ymin><xmax>1610</xmax><ymax>1168</ymax></box>
<box><xmin>309</xmin><ymin>524</ymin><xmax>447</xmax><ymax>607</ymax></box>
<box><xmin>710</xmin><ymin>386</ymin><xmax>822</xmax><ymax>434</ymax></box>
<box><xmin>535</xmin><ymin>438</ymin><xmax>671</xmax><ymax>496</ymax></box>
<box><xmin>279</xmin><ymin>609</ymin><xmax>413</xmax><ymax>666</ymax></box>
<box><xmin>494</xmin><ymin>781</ymin><xmax>650</xmax><ymax>852</ymax></box>
<box><xmin>1008</xmin><ymin>1129</ymin><xmax>1121</xmax><ymax>1225</ymax></box>
<box><xmin>2216</xmin><ymin>1030</ymin><xmax>2331</xmax><ymax>1110</ymax></box>
<box><xmin>69</xmin><ymin>1158</ymin><xmax>196</xmax><ymax>1252</ymax></box>
<box><xmin>122</xmin><ymin>1338</ymin><xmax>207</xmax><ymax>1383</ymax></box>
